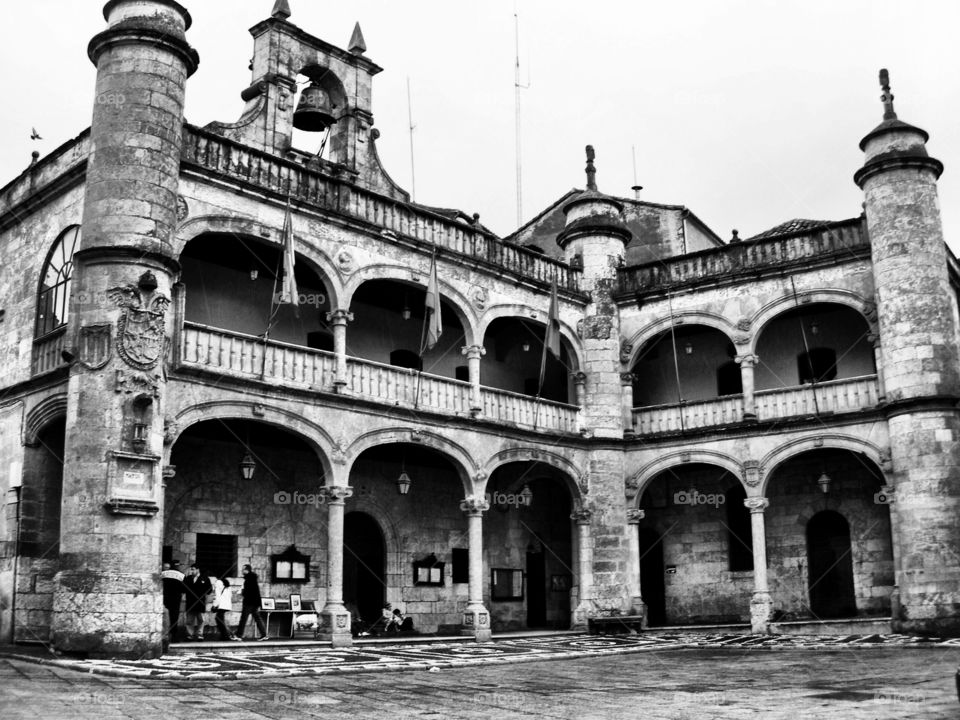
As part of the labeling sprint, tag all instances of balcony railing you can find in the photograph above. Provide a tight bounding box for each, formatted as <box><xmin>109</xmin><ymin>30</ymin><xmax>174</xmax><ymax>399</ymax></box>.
<box><xmin>181</xmin><ymin>126</ymin><xmax>581</xmax><ymax>292</ymax></box>
<box><xmin>180</xmin><ymin>323</ymin><xmax>580</xmax><ymax>433</ymax></box>
<box><xmin>31</xmin><ymin>329</ymin><xmax>68</xmax><ymax>376</ymax></box>
<box><xmin>618</xmin><ymin>219</ymin><xmax>868</xmax><ymax>296</ymax></box>
<box><xmin>754</xmin><ymin>374</ymin><xmax>879</xmax><ymax>420</ymax></box>
<box><xmin>632</xmin><ymin>374</ymin><xmax>880</xmax><ymax>433</ymax></box>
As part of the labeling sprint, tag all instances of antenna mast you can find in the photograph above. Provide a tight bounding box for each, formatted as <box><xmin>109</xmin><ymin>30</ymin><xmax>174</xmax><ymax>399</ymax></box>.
<box><xmin>514</xmin><ymin>9</ymin><xmax>522</xmax><ymax>226</ymax></box>
<box><xmin>407</xmin><ymin>77</ymin><xmax>416</xmax><ymax>202</ymax></box>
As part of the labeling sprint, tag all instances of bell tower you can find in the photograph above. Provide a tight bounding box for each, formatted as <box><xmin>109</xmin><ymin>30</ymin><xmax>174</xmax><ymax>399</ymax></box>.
<box><xmin>855</xmin><ymin>69</ymin><xmax>960</xmax><ymax>635</ymax></box>
<box><xmin>51</xmin><ymin>0</ymin><xmax>197</xmax><ymax>658</ymax></box>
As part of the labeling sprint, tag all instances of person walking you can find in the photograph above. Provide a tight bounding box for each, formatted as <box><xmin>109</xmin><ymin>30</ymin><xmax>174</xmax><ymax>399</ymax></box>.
<box><xmin>212</xmin><ymin>576</ymin><xmax>238</xmax><ymax>641</ymax></box>
<box><xmin>236</xmin><ymin>564</ymin><xmax>268</xmax><ymax>641</ymax></box>
<box><xmin>182</xmin><ymin>564</ymin><xmax>212</xmax><ymax>640</ymax></box>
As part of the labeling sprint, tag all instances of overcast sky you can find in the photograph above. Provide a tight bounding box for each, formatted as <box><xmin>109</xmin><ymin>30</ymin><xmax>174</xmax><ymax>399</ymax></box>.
<box><xmin>2</xmin><ymin>1</ymin><xmax>959</xmax><ymax>252</ymax></box>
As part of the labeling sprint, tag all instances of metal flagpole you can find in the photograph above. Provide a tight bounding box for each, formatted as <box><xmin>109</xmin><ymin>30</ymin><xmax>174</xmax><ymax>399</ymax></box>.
<box><xmin>666</xmin><ymin>293</ymin><xmax>686</xmax><ymax>432</ymax></box>
<box><xmin>790</xmin><ymin>276</ymin><xmax>820</xmax><ymax>416</ymax></box>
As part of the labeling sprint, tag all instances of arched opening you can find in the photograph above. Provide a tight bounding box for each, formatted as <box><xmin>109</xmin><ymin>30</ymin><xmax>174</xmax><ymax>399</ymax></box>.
<box><xmin>350</xmin><ymin>279</ymin><xmax>466</xmax><ymax>379</ymax></box>
<box><xmin>180</xmin><ymin>233</ymin><xmax>333</xmax><ymax>349</ymax></box>
<box><xmin>638</xmin><ymin>527</ymin><xmax>666</xmax><ymax>626</ymax></box>
<box><xmin>343</xmin><ymin>512</ymin><xmax>386</xmax><ymax>625</ymax></box>
<box><xmin>807</xmin><ymin>510</ymin><xmax>856</xmax><ymax>618</ymax></box>
<box><xmin>13</xmin><ymin>417</ymin><xmax>66</xmax><ymax>642</ymax></box>
<box><xmin>35</xmin><ymin>226</ymin><xmax>80</xmax><ymax>339</ymax></box>
<box><xmin>755</xmin><ymin>304</ymin><xmax>874</xmax><ymax>390</ymax></box>
<box><xmin>631</xmin><ymin>325</ymin><xmax>736</xmax><ymax>406</ymax></box>
<box><xmin>482</xmin><ymin>318</ymin><xmax>573</xmax><ymax>402</ymax></box>
<box><xmin>637</xmin><ymin>463</ymin><xmax>750</xmax><ymax>625</ymax></box>
<box><xmin>765</xmin><ymin>448</ymin><xmax>892</xmax><ymax>620</ymax></box>
<box><xmin>347</xmin><ymin>442</ymin><xmax>464</xmax><ymax>633</ymax></box>
<box><xmin>166</xmin><ymin>418</ymin><xmax>326</xmax><ymax>636</ymax></box>
<box><xmin>484</xmin><ymin>462</ymin><xmax>574</xmax><ymax>630</ymax></box>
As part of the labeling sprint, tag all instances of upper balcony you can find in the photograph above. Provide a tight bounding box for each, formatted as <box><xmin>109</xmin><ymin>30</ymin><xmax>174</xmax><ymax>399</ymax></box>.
<box><xmin>616</xmin><ymin>218</ymin><xmax>869</xmax><ymax>298</ymax></box>
<box><xmin>180</xmin><ymin>126</ymin><xmax>580</xmax><ymax>293</ymax></box>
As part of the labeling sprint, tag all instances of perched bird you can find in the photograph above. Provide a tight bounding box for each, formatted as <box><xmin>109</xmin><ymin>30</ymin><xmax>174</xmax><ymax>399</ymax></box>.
<box><xmin>30</xmin><ymin>127</ymin><xmax>42</xmax><ymax>140</ymax></box>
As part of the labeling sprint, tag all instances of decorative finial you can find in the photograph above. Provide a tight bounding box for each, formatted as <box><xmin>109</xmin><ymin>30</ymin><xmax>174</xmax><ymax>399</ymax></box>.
<box><xmin>879</xmin><ymin>68</ymin><xmax>896</xmax><ymax>120</ymax></box>
<box><xmin>30</xmin><ymin>150</ymin><xmax>39</xmax><ymax>166</ymax></box>
<box><xmin>271</xmin><ymin>0</ymin><xmax>291</xmax><ymax>20</ymax></box>
<box><xmin>348</xmin><ymin>22</ymin><xmax>367</xmax><ymax>55</ymax></box>
<box><xmin>585</xmin><ymin>145</ymin><xmax>597</xmax><ymax>192</ymax></box>
<box><xmin>730</xmin><ymin>229</ymin><xmax>740</xmax><ymax>243</ymax></box>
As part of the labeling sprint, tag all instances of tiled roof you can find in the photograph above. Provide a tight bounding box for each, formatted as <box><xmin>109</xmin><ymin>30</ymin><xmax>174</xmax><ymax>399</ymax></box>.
<box><xmin>747</xmin><ymin>219</ymin><xmax>830</xmax><ymax>242</ymax></box>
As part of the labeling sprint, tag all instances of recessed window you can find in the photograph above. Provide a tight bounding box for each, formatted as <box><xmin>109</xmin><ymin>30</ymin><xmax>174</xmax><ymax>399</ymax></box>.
<box><xmin>725</xmin><ymin>485</ymin><xmax>753</xmax><ymax>572</ymax></box>
<box><xmin>271</xmin><ymin>545</ymin><xmax>310</xmax><ymax>583</ymax></box>
<box><xmin>36</xmin><ymin>226</ymin><xmax>80</xmax><ymax>338</ymax></box>
<box><xmin>452</xmin><ymin>548</ymin><xmax>469</xmax><ymax>583</ymax></box>
<box><xmin>196</xmin><ymin>533</ymin><xmax>238</xmax><ymax>579</ymax></box>
<box><xmin>716</xmin><ymin>360</ymin><xmax>742</xmax><ymax>396</ymax></box>
<box><xmin>798</xmin><ymin>347</ymin><xmax>837</xmax><ymax>383</ymax></box>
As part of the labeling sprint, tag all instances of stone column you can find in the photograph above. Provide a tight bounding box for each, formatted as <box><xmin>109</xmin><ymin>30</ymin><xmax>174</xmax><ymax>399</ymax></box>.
<box><xmin>745</xmin><ymin>497</ymin><xmax>772</xmax><ymax>633</ymax></box>
<box><xmin>461</xmin><ymin>345</ymin><xmax>485</xmax><ymax>417</ymax></box>
<box><xmin>51</xmin><ymin>0</ymin><xmax>198</xmax><ymax>659</ymax></box>
<box><xmin>867</xmin><ymin>333</ymin><xmax>886</xmax><ymax>401</ymax></box>
<box><xmin>459</xmin><ymin>495</ymin><xmax>492</xmax><ymax>641</ymax></box>
<box><xmin>626</xmin><ymin>509</ymin><xmax>646</xmax><ymax>624</ymax></box>
<box><xmin>572</xmin><ymin>371</ymin><xmax>587</xmax><ymax>433</ymax></box>
<box><xmin>620</xmin><ymin>372</ymin><xmax>636</xmax><ymax>436</ymax></box>
<box><xmin>317</xmin><ymin>485</ymin><xmax>353</xmax><ymax>647</ymax></box>
<box><xmin>571</xmin><ymin>503</ymin><xmax>594</xmax><ymax>628</ymax></box>
<box><xmin>326</xmin><ymin>309</ymin><xmax>353</xmax><ymax>391</ymax></box>
<box><xmin>736</xmin><ymin>354</ymin><xmax>758</xmax><ymax>420</ymax></box>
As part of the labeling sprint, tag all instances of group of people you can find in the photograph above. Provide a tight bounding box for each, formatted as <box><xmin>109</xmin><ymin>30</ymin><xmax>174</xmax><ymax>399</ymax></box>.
<box><xmin>350</xmin><ymin>602</ymin><xmax>415</xmax><ymax>637</ymax></box>
<box><xmin>160</xmin><ymin>561</ymin><xmax>269</xmax><ymax>642</ymax></box>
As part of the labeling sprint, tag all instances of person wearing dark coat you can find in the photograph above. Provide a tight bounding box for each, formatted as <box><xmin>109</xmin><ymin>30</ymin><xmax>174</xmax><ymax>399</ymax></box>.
<box><xmin>160</xmin><ymin>561</ymin><xmax>185</xmax><ymax>639</ymax></box>
<box><xmin>183</xmin><ymin>564</ymin><xmax>213</xmax><ymax>640</ymax></box>
<box><xmin>236</xmin><ymin>564</ymin><xmax>268</xmax><ymax>640</ymax></box>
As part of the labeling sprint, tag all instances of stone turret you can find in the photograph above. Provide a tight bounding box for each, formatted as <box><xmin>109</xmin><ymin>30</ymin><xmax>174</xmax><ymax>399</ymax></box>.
<box><xmin>856</xmin><ymin>69</ymin><xmax>960</xmax><ymax>635</ymax></box>
<box><xmin>51</xmin><ymin>0</ymin><xmax>197</xmax><ymax>658</ymax></box>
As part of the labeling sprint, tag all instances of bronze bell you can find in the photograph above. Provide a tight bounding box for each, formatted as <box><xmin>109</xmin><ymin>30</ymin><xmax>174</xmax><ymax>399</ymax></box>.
<box><xmin>293</xmin><ymin>82</ymin><xmax>336</xmax><ymax>132</ymax></box>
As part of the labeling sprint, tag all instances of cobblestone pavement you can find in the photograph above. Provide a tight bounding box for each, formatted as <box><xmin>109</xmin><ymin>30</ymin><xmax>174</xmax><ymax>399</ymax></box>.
<box><xmin>1</xmin><ymin>634</ymin><xmax>958</xmax><ymax>719</ymax></box>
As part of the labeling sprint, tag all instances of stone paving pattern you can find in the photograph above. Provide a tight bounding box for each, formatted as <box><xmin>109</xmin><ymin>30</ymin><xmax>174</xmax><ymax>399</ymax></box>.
<box><xmin>2</xmin><ymin>636</ymin><xmax>959</xmax><ymax>719</ymax></box>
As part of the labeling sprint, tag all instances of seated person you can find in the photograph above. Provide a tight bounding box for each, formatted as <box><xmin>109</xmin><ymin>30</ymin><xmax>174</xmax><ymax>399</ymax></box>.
<box><xmin>359</xmin><ymin>602</ymin><xmax>394</xmax><ymax>637</ymax></box>
<box><xmin>388</xmin><ymin>608</ymin><xmax>414</xmax><ymax>634</ymax></box>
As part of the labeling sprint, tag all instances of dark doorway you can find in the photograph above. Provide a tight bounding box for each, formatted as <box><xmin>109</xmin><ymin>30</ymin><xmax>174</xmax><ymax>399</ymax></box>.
<box><xmin>526</xmin><ymin>546</ymin><xmax>547</xmax><ymax>627</ymax></box>
<box><xmin>638</xmin><ymin>528</ymin><xmax>666</xmax><ymax>626</ymax></box>
<box><xmin>343</xmin><ymin>512</ymin><xmax>386</xmax><ymax>625</ymax></box>
<box><xmin>807</xmin><ymin>510</ymin><xmax>856</xmax><ymax>618</ymax></box>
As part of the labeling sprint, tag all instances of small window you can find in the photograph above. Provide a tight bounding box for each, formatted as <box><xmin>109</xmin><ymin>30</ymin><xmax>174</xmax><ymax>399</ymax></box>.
<box><xmin>452</xmin><ymin>548</ymin><xmax>469</xmax><ymax>583</ymax></box>
<box><xmin>798</xmin><ymin>347</ymin><xmax>837</xmax><ymax>383</ymax></box>
<box><xmin>36</xmin><ymin>226</ymin><xmax>81</xmax><ymax>337</ymax></box>
<box><xmin>413</xmin><ymin>553</ymin><xmax>444</xmax><ymax>586</ymax></box>
<box><xmin>196</xmin><ymin>533</ymin><xmax>238</xmax><ymax>579</ymax></box>
<box><xmin>726</xmin><ymin>485</ymin><xmax>753</xmax><ymax>572</ymax></box>
<box><xmin>716</xmin><ymin>360</ymin><xmax>742</xmax><ymax>396</ymax></box>
<box><xmin>271</xmin><ymin>545</ymin><xmax>310</xmax><ymax>583</ymax></box>
<box><xmin>491</xmin><ymin>568</ymin><xmax>524</xmax><ymax>600</ymax></box>
<box><xmin>390</xmin><ymin>349</ymin><xmax>422</xmax><ymax>370</ymax></box>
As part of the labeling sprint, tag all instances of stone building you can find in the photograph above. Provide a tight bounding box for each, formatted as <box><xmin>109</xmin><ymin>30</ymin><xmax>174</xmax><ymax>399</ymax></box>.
<box><xmin>1</xmin><ymin>0</ymin><xmax>958</xmax><ymax>658</ymax></box>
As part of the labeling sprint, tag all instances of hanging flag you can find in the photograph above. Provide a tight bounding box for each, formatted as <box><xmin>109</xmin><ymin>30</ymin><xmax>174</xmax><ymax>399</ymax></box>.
<box><xmin>423</xmin><ymin>251</ymin><xmax>442</xmax><ymax>352</ymax></box>
<box><xmin>538</xmin><ymin>278</ymin><xmax>561</xmax><ymax>395</ymax></box>
<box><xmin>277</xmin><ymin>199</ymin><xmax>299</xmax><ymax>318</ymax></box>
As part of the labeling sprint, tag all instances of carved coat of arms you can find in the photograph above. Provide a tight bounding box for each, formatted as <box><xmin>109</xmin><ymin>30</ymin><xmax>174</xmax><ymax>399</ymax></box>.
<box><xmin>108</xmin><ymin>273</ymin><xmax>170</xmax><ymax>371</ymax></box>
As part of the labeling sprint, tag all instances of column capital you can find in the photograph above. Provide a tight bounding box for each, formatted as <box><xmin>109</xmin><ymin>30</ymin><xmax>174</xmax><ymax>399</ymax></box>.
<box><xmin>461</xmin><ymin>344</ymin><xmax>486</xmax><ymax>359</ymax></box>
<box><xmin>744</xmin><ymin>497</ymin><xmax>769</xmax><ymax>513</ymax></box>
<box><xmin>626</xmin><ymin>508</ymin><xmax>645</xmax><ymax>524</ymax></box>
<box><xmin>735</xmin><ymin>354</ymin><xmax>759</xmax><ymax>368</ymax></box>
<box><xmin>319</xmin><ymin>485</ymin><xmax>354</xmax><ymax>504</ymax></box>
<box><xmin>571</xmin><ymin>502</ymin><xmax>593</xmax><ymax>524</ymax></box>
<box><xmin>619</xmin><ymin>372</ymin><xmax>635</xmax><ymax>386</ymax></box>
<box><xmin>325</xmin><ymin>308</ymin><xmax>354</xmax><ymax>325</ymax></box>
<box><xmin>571</xmin><ymin>371</ymin><xmax>587</xmax><ymax>385</ymax></box>
<box><xmin>460</xmin><ymin>495</ymin><xmax>490</xmax><ymax>515</ymax></box>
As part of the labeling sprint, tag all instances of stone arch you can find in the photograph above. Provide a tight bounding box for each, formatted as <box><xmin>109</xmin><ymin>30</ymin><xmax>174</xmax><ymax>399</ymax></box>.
<box><xmin>479</xmin><ymin>303</ymin><xmax>583</xmax><ymax>371</ymax></box>
<box><xmin>628</xmin><ymin>450</ymin><xmax>745</xmax><ymax>507</ymax></box>
<box><xmin>342</xmin><ymin>495</ymin><xmax>405</xmax><ymax>605</ymax></box>
<box><xmin>171</xmin><ymin>401</ymin><xmax>337</xmax><ymax>481</ymax></box>
<box><xmin>625</xmin><ymin>311</ymin><xmax>739</xmax><ymax>367</ymax></box>
<box><xmin>175</xmin><ymin>214</ymin><xmax>343</xmax><ymax>309</ymax></box>
<box><xmin>343</xmin><ymin>263</ymin><xmax>479</xmax><ymax>346</ymax></box>
<box><xmin>750</xmin><ymin>290</ymin><xmax>877</xmax><ymax>354</ymax></box>
<box><xmin>23</xmin><ymin>393</ymin><xmax>68</xmax><ymax>446</ymax></box>
<box><xmin>759</xmin><ymin>433</ymin><xmax>887</xmax><ymax>496</ymax></box>
<box><xmin>480</xmin><ymin>448</ymin><xmax>585</xmax><ymax>500</ymax></box>
<box><xmin>345</xmin><ymin>427</ymin><xmax>476</xmax><ymax>495</ymax></box>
